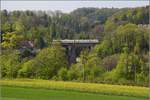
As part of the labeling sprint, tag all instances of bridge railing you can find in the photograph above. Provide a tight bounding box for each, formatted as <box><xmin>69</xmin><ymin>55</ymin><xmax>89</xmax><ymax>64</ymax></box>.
<box><xmin>53</xmin><ymin>39</ymin><xmax>99</xmax><ymax>44</ymax></box>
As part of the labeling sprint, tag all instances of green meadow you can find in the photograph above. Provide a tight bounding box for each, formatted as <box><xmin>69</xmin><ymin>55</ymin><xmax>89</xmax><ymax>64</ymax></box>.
<box><xmin>1</xmin><ymin>86</ymin><xmax>148</xmax><ymax>100</ymax></box>
<box><xmin>0</xmin><ymin>79</ymin><xmax>149</xmax><ymax>100</ymax></box>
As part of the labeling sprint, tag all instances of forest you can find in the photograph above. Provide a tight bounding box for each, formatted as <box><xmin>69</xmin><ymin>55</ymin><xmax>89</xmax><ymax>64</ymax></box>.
<box><xmin>0</xmin><ymin>6</ymin><xmax>149</xmax><ymax>86</ymax></box>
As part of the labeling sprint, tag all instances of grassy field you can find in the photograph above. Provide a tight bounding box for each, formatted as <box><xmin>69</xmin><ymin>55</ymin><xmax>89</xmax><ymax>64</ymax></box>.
<box><xmin>0</xmin><ymin>79</ymin><xmax>149</xmax><ymax>100</ymax></box>
<box><xmin>1</xmin><ymin>86</ymin><xmax>148</xmax><ymax>100</ymax></box>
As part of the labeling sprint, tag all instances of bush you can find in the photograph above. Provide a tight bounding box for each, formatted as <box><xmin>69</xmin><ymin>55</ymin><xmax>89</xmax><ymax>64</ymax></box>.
<box><xmin>52</xmin><ymin>76</ymin><xmax>58</xmax><ymax>81</ymax></box>
<box><xmin>18</xmin><ymin>60</ymin><xmax>36</xmax><ymax>78</ymax></box>
<box><xmin>68</xmin><ymin>64</ymin><xmax>82</xmax><ymax>81</ymax></box>
<box><xmin>136</xmin><ymin>73</ymin><xmax>148</xmax><ymax>86</ymax></box>
<box><xmin>58</xmin><ymin>68</ymin><xmax>68</xmax><ymax>81</ymax></box>
<box><xmin>18</xmin><ymin>45</ymin><xmax>68</xmax><ymax>79</ymax></box>
<box><xmin>0</xmin><ymin>50</ymin><xmax>21</xmax><ymax>78</ymax></box>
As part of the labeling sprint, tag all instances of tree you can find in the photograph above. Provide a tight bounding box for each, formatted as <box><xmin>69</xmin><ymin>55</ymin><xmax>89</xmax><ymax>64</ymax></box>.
<box><xmin>104</xmin><ymin>20</ymin><xmax>117</xmax><ymax>32</ymax></box>
<box><xmin>94</xmin><ymin>39</ymin><xmax>113</xmax><ymax>58</ymax></box>
<box><xmin>13</xmin><ymin>21</ymin><xmax>25</xmax><ymax>33</ymax></box>
<box><xmin>0</xmin><ymin>50</ymin><xmax>21</xmax><ymax>78</ymax></box>
<box><xmin>1</xmin><ymin>22</ymin><xmax>12</xmax><ymax>33</ymax></box>
<box><xmin>1</xmin><ymin>32</ymin><xmax>23</xmax><ymax>49</ymax></box>
<box><xmin>116</xmin><ymin>23</ymin><xmax>148</xmax><ymax>52</ymax></box>
<box><xmin>80</xmin><ymin>50</ymin><xmax>89</xmax><ymax>81</ymax></box>
<box><xmin>18</xmin><ymin>44</ymin><xmax>68</xmax><ymax>79</ymax></box>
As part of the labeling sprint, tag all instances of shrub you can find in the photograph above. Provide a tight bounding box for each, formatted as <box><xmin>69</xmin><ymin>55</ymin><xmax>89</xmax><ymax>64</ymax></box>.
<box><xmin>68</xmin><ymin>65</ymin><xmax>82</xmax><ymax>81</ymax></box>
<box><xmin>18</xmin><ymin>45</ymin><xmax>68</xmax><ymax>79</ymax></box>
<box><xmin>0</xmin><ymin>50</ymin><xmax>21</xmax><ymax>78</ymax></box>
<box><xmin>18</xmin><ymin>60</ymin><xmax>36</xmax><ymax>78</ymax></box>
<box><xmin>58</xmin><ymin>68</ymin><xmax>68</xmax><ymax>81</ymax></box>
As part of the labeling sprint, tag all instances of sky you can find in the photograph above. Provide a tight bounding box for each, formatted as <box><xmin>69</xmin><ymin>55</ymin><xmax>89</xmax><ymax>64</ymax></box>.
<box><xmin>1</xmin><ymin>1</ymin><xmax>149</xmax><ymax>13</ymax></box>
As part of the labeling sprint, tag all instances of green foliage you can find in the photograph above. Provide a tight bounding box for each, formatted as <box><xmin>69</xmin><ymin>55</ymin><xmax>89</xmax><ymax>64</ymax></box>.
<box><xmin>58</xmin><ymin>68</ymin><xmax>68</xmax><ymax>81</ymax></box>
<box><xmin>104</xmin><ymin>51</ymin><xmax>148</xmax><ymax>85</ymax></box>
<box><xmin>116</xmin><ymin>23</ymin><xmax>148</xmax><ymax>52</ymax></box>
<box><xmin>105</xmin><ymin>6</ymin><xmax>149</xmax><ymax>26</ymax></box>
<box><xmin>0</xmin><ymin>50</ymin><xmax>21</xmax><ymax>78</ymax></box>
<box><xmin>13</xmin><ymin>21</ymin><xmax>25</xmax><ymax>33</ymax></box>
<box><xmin>2</xmin><ymin>22</ymin><xmax>12</xmax><ymax>32</ymax></box>
<box><xmin>1</xmin><ymin>32</ymin><xmax>23</xmax><ymax>49</ymax></box>
<box><xmin>94</xmin><ymin>39</ymin><xmax>113</xmax><ymax>58</ymax></box>
<box><xmin>18</xmin><ymin>45</ymin><xmax>68</xmax><ymax>79</ymax></box>
<box><xmin>99</xmin><ymin>23</ymin><xmax>149</xmax><ymax>56</ymax></box>
<box><xmin>67</xmin><ymin>64</ymin><xmax>82</xmax><ymax>81</ymax></box>
<box><xmin>104</xmin><ymin>20</ymin><xmax>117</xmax><ymax>32</ymax></box>
<box><xmin>73</xmin><ymin>50</ymin><xmax>106</xmax><ymax>82</ymax></box>
<box><xmin>18</xmin><ymin>60</ymin><xmax>36</xmax><ymax>78</ymax></box>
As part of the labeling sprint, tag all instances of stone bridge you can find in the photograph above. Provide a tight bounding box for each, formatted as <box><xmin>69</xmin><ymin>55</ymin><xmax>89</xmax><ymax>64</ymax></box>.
<box><xmin>53</xmin><ymin>39</ymin><xmax>99</xmax><ymax>64</ymax></box>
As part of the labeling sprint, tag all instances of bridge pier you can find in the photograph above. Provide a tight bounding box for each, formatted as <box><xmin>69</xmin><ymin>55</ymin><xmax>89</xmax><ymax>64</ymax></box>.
<box><xmin>67</xmin><ymin>45</ymin><xmax>76</xmax><ymax>64</ymax></box>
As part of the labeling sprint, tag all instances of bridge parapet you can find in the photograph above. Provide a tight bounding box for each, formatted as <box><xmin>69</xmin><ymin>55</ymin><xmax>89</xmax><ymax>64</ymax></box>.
<box><xmin>53</xmin><ymin>39</ymin><xmax>99</xmax><ymax>44</ymax></box>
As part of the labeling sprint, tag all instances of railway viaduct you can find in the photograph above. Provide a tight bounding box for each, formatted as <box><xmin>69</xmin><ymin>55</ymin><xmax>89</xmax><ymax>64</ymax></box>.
<box><xmin>53</xmin><ymin>39</ymin><xmax>99</xmax><ymax>64</ymax></box>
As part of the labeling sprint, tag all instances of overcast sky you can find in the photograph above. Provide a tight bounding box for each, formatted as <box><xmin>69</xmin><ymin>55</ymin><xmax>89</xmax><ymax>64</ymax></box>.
<box><xmin>1</xmin><ymin>1</ymin><xmax>149</xmax><ymax>13</ymax></box>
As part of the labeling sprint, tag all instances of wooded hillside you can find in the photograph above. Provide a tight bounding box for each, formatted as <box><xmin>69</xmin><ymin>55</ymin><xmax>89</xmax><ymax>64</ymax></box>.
<box><xmin>0</xmin><ymin>6</ymin><xmax>149</xmax><ymax>86</ymax></box>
